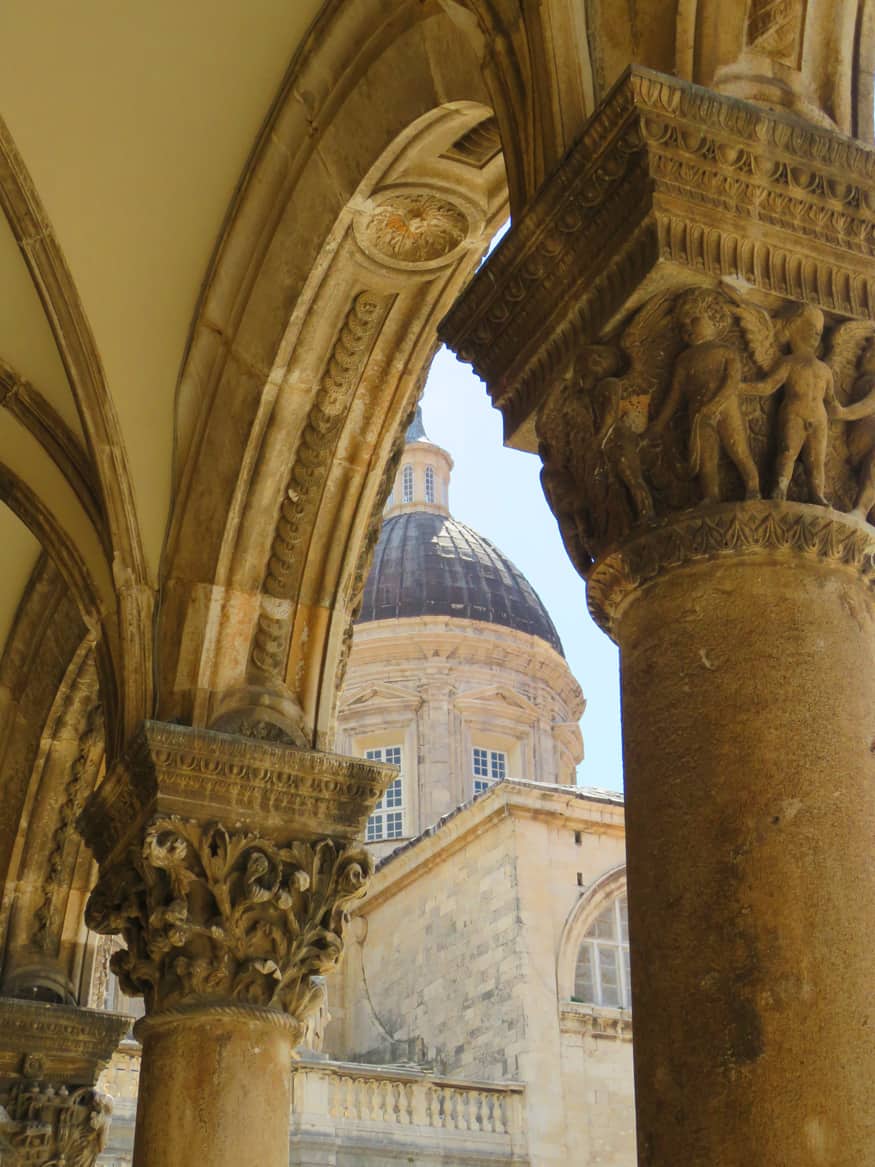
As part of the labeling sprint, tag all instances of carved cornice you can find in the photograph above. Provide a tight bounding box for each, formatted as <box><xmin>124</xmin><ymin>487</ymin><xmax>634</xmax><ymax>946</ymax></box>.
<box><xmin>78</xmin><ymin>721</ymin><xmax>396</xmax><ymax>866</ymax></box>
<box><xmin>0</xmin><ymin>999</ymin><xmax>127</xmax><ymax>1087</ymax></box>
<box><xmin>85</xmin><ymin>817</ymin><xmax>372</xmax><ymax>1022</ymax></box>
<box><xmin>439</xmin><ymin>67</ymin><xmax>875</xmax><ymax>444</ymax></box>
<box><xmin>588</xmin><ymin>502</ymin><xmax>875</xmax><ymax>633</ymax></box>
<box><xmin>560</xmin><ymin>1003</ymin><xmax>632</xmax><ymax>1042</ymax></box>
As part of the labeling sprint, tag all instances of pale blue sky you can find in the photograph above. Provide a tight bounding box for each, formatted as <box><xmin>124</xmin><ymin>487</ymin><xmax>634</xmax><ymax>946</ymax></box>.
<box><xmin>420</xmin><ymin>345</ymin><xmax>624</xmax><ymax>793</ymax></box>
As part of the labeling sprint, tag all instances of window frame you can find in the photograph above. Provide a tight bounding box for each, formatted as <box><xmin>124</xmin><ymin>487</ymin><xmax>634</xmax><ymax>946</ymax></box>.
<box><xmin>364</xmin><ymin>745</ymin><xmax>404</xmax><ymax>841</ymax></box>
<box><xmin>572</xmin><ymin>893</ymin><xmax>631</xmax><ymax>1009</ymax></box>
<box><xmin>401</xmin><ymin>464</ymin><xmax>414</xmax><ymax>503</ymax></box>
<box><xmin>472</xmin><ymin>746</ymin><xmax>507</xmax><ymax>795</ymax></box>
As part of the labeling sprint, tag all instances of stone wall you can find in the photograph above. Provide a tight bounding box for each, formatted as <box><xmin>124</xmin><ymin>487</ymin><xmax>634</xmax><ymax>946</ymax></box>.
<box><xmin>332</xmin><ymin>781</ymin><xmax>634</xmax><ymax>1167</ymax></box>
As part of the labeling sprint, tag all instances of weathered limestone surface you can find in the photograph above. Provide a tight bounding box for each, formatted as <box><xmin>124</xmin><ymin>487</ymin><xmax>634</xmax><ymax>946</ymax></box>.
<box><xmin>337</xmin><ymin>782</ymin><xmax>632</xmax><ymax>1167</ymax></box>
<box><xmin>441</xmin><ymin>66</ymin><xmax>875</xmax><ymax>1166</ymax></box>
<box><xmin>78</xmin><ymin>722</ymin><xmax>393</xmax><ymax>1167</ymax></box>
<box><xmin>0</xmin><ymin>997</ymin><xmax>128</xmax><ymax>1167</ymax></box>
<box><xmin>620</xmin><ymin>551</ymin><xmax>875</xmax><ymax>1164</ymax></box>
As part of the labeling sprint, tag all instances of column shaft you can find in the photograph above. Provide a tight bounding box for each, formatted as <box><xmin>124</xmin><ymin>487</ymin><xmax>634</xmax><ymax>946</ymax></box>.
<box><xmin>133</xmin><ymin>1012</ymin><xmax>294</xmax><ymax>1167</ymax></box>
<box><xmin>618</xmin><ymin>555</ymin><xmax>875</xmax><ymax>1165</ymax></box>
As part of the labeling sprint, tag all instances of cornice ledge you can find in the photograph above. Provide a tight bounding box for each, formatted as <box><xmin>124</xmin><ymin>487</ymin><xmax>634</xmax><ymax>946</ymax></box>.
<box><xmin>0</xmin><ymin>998</ymin><xmax>129</xmax><ymax>1082</ymax></box>
<box><xmin>439</xmin><ymin>66</ymin><xmax>875</xmax><ymax>446</ymax></box>
<box><xmin>560</xmin><ymin>1002</ymin><xmax>633</xmax><ymax>1041</ymax></box>
<box><xmin>588</xmin><ymin>501</ymin><xmax>875</xmax><ymax>633</ymax></box>
<box><xmin>79</xmin><ymin>719</ymin><xmax>395</xmax><ymax>864</ymax></box>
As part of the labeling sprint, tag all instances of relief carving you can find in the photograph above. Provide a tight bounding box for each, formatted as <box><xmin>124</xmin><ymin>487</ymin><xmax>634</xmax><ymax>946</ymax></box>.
<box><xmin>439</xmin><ymin>70</ymin><xmax>875</xmax><ymax>439</ymax></box>
<box><xmin>355</xmin><ymin>192</ymin><xmax>470</xmax><ymax>268</ymax></box>
<box><xmin>835</xmin><ymin>338</ymin><xmax>875</xmax><ymax>518</ymax></box>
<box><xmin>745</xmin><ymin>0</ymin><xmax>804</xmax><ymax>66</ymax></box>
<box><xmin>649</xmin><ymin>290</ymin><xmax>761</xmax><ymax>505</ymax></box>
<box><xmin>537</xmin><ymin>283</ymin><xmax>875</xmax><ymax>586</ymax></box>
<box><xmin>84</xmin><ymin>817</ymin><xmax>372</xmax><ymax>1022</ymax></box>
<box><xmin>252</xmin><ymin>291</ymin><xmax>394</xmax><ymax>679</ymax></box>
<box><xmin>0</xmin><ymin>1080</ymin><xmax>111</xmax><ymax>1167</ymax></box>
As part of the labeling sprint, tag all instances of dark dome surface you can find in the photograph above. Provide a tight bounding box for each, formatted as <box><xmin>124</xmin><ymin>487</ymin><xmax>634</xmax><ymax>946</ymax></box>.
<box><xmin>357</xmin><ymin>511</ymin><xmax>563</xmax><ymax>655</ymax></box>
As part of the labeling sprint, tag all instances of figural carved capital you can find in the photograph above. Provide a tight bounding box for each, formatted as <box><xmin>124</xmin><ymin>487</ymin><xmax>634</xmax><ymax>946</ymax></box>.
<box><xmin>439</xmin><ymin>68</ymin><xmax>875</xmax><ymax>635</ymax></box>
<box><xmin>78</xmin><ymin>722</ymin><xmax>394</xmax><ymax>1029</ymax></box>
<box><xmin>0</xmin><ymin>998</ymin><xmax>128</xmax><ymax>1167</ymax></box>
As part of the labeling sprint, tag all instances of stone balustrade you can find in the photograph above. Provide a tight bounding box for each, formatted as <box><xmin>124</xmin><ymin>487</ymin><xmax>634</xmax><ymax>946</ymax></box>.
<box><xmin>98</xmin><ymin>1045</ymin><xmax>529</xmax><ymax>1165</ymax></box>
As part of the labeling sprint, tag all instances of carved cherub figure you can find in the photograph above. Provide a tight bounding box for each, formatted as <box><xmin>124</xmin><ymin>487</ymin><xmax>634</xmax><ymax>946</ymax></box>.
<box><xmin>592</xmin><ymin>373</ymin><xmax>654</xmax><ymax>523</ymax></box>
<box><xmin>538</xmin><ymin>347</ymin><xmax>614</xmax><ymax>576</ymax></box>
<box><xmin>740</xmin><ymin>304</ymin><xmax>839</xmax><ymax>505</ymax></box>
<box><xmin>538</xmin><ymin>343</ymin><xmax>654</xmax><ymax>574</ymax></box>
<box><xmin>829</xmin><ymin>334</ymin><xmax>875</xmax><ymax>519</ymax></box>
<box><xmin>648</xmin><ymin>289</ymin><xmax>761</xmax><ymax>504</ymax></box>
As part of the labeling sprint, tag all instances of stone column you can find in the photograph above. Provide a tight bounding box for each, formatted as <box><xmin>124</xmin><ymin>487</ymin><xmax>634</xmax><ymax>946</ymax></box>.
<box><xmin>440</xmin><ymin>68</ymin><xmax>875</xmax><ymax>1165</ymax></box>
<box><xmin>0</xmin><ymin>996</ymin><xmax>128</xmax><ymax>1166</ymax></box>
<box><xmin>78</xmin><ymin>721</ymin><xmax>393</xmax><ymax>1167</ymax></box>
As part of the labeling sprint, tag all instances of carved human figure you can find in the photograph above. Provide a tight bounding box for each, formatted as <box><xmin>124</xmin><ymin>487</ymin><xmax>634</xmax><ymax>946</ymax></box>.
<box><xmin>831</xmin><ymin>337</ymin><xmax>875</xmax><ymax>519</ymax></box>
<box><xmin>593</xmin><ymin>375</ymin><xmax>654</xmax><ymax>523</ymax></box>
<box><xmin>743</xmin><ymin>305</ymin><xmax>839</xmax><ymax>505</ymax></box>
<box><xmin>538</xmin><ymin>346</ymin><xmax>618</xmax><ymax>575</ymax></box>
<box><xmin>648</xmin><ymin>290</ymin><xmax>761</xmax><ymax>504</ymax></box>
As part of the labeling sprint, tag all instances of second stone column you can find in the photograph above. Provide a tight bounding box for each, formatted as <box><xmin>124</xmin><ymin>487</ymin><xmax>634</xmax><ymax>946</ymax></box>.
<box><xmin>78</xmin><ymin>721</ymin><xmax>393</xmax><ymax>1167</ymax></box>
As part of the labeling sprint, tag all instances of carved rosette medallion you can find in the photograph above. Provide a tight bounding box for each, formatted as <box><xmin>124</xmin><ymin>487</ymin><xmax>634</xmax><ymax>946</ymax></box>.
<box><xmin>78</xmin><ymin>722</ymin><xmax>395</xmax><ymax>1029</ymax></box>
<box><xmin>354</xmin><ymin>188</ymin><xmax>476</xmax><ymax>273</ymax></box>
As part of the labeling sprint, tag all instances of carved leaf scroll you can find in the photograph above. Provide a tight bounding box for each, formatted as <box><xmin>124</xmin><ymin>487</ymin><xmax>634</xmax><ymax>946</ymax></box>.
<box><xmin>85</xmin><ymin>818</ymin><xmax>372</xmax><ymax>1020</ymax></box>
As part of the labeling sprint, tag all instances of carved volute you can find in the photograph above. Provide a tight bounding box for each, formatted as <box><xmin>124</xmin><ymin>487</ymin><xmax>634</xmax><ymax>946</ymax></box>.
<box><xmin>78</xmin><ymin>723</ymin><xmax>394</xmax><ymax>1033</ymax></box>
<box><xmin>439</xmin><ymin>67</ymin><xmax>875</xmax><ymax>636</ymax></box>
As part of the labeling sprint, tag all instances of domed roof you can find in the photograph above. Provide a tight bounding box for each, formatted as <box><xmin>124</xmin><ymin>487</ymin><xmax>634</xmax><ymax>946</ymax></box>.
<box><xmin>357</xmin><ymin>510</ymin><xmax>564</xmax><ymax>655</ymax></box>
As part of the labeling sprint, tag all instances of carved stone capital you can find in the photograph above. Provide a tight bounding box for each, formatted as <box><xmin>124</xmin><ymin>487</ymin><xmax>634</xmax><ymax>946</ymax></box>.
<box><xmin>78</xmin><ymin>722</ymin><xmax>394</xmax><ymax>1027</ymax></box>
<box><xmin>440</xmin><ymin>70</ymin><xmax>875</xmax><ymax>632</ymax></box>
<box><xmin>587</xmin><ymin>501</ymin><xmax>875</xmax><ymax>633</ymax></box>
<box><xmin>439</xmin><ymin>67</ymin><xmax>875</xmax><ymax>445</ymax></box>
<box><xmin>0</xmin><ymin>999</ymin><xmax>128</xmax><ymax>1167</ymax></box>
<box><xmin>85</xmin><ymin>818</ymin><xmax>373</xmax><ymax>1024</ymax></box>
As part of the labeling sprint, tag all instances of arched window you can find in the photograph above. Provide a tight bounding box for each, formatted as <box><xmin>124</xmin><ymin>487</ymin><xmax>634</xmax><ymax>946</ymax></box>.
<box><xmin>573</xmin><ymin>894</ymin><xmax>630</xmax><ymax>1008</ymax></box>
<box><xmin>402</xmin><ymin>464</ymin><xmax>414</xmax><ymax>503</ymax></box>
<box><xmin>425</xmin><ymin>465</ymin><xmax>435</xmax><ymax>503</ymax></box>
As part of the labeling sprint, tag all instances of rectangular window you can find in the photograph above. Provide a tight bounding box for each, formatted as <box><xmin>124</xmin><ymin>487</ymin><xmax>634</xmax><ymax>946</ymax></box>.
<box><xmin>472</xmin><ymin>747</ymin><xmax>507</xmax><ymax>795</ymax></box>
<box><xmin>364</xmin><ymin>747</ymin><xmax>403</xmax><ymax>841</ymax></box>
